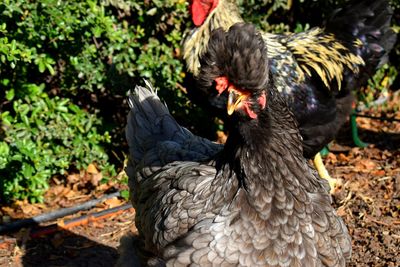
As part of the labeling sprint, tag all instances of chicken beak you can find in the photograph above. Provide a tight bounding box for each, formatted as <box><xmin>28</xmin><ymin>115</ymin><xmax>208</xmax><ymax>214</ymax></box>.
<box><xmin>227</xmin><ymin>88</ymin><xmax>246</xmax><ymax>115</ymax></box>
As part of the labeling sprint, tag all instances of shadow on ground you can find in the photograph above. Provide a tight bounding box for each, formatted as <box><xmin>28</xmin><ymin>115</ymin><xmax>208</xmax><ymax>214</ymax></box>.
<box><xmin>1</xmin><ymin>227</ymin><xmax>119</xmax><ymax>267</ymax></box>
<box><xmin>336</xmin><ymin>121</ymin><xmax>400</xmax><ymax>152</ymax></box>
<box><xmin>23</xmin><ymin>229</ymin><xmax>118</xmax><ymax>267</ymax></box>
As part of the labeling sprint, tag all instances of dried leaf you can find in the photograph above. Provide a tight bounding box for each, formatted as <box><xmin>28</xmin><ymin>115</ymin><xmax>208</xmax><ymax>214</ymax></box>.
<box><xmin>372</xmin><ymin>170</ymin><xmax>385</xmax><ymax>177</ymax></box>
<box><xmin>336</xmin><ymin>206</ymin><xmax>347</xmax><ymax>217</ymax></box>
<box><xmin>104</xmin><ymin>197</ymin><xmax>123</xmax><ymax>209</ymax></box>
<box><xmin>49</xmin><ymin>185</ymin><xmax>67</xmax><ymax>196</ymax></box>
<box><xmin>67</xmin><ymin>174</ymin><xmax>80</xmax><ymax>184</ymax></box>
<box><xmin>326</xmin><ymin>152</ymin><xmax>337</xmax><ymax>164</ymax></box>
<box><xmin>355</xmin><ymin>159</ymin><xmax>377</xmax><ymax>172</ymax></box>
<box><xmin>216</xmin><ymin>130</ymin><xmax>227</xmax><ymax>144</ymax></box>
<box><xmin>64</xmin><ymin>189</ymin><xmax>78</xmax><ymax>198</ymax></box>
<box><xmin>338</xmin><ymin>153</ymin><xmax>350</xmax><ymax>162</ymax></box>
<box><xmin>87</xmin><ymin>163</ymin><xmax>99</xmax><ymax>174</ymax></box>
<box><xmin>90</xmin><ymin>173</ymin><xmax>103</xmax><ymax>187</ymax></box>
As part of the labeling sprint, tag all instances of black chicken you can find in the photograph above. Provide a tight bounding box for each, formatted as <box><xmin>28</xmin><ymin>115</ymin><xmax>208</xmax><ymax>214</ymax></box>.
<box><xmin>118</xmin><ymin>23</ymin><xmax>351</xmax><ymax>267</ymax></box>
<box><xmin>183</xmin><ymin>0</ymin><xmax>396</xmax><ymax>191</ymax></box>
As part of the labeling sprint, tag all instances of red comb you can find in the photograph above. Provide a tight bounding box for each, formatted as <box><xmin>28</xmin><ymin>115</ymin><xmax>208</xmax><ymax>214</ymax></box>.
<box><xmin>191</xmin><ymin>0</ymin><xmax>219</xmax><ymax>26</ymax></box>
<box><xmin>191</xmin><ymin>0</ymin><xmax>208</xmax><ymax>26</ymax></box>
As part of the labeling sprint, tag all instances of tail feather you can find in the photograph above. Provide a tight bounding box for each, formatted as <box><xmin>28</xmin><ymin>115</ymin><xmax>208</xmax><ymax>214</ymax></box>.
<box><xmin>125</xmin><ymin>81</ymin><xmax>188</xmax><ymax>165</ymax></box>
<box><xmin>125</xmin><ymin>81</ymin><xmax>221</xmax><ymax>169</ymax></box>
<box><xmin>327</xmin><ymin>0</ymin><xmax>396</xmax><ymax>76</ymax></box>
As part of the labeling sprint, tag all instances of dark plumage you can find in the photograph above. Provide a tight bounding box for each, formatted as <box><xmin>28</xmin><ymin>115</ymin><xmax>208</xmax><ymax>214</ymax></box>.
<box><xmin>183</xmin><ymin>0</ymin><xmax>396</xmax><ymax>158</ymax></box>
<box><xmin>118</xmin><ymin>23</ymin><xmax>351</xmax><ymax>267</ymax></box>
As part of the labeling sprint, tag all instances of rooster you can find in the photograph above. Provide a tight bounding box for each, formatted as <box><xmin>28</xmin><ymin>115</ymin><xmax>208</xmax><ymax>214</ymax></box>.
<box><xmin>183</xmin><ymin>0</ymin><xmax>396</xmax><ymax>191</ymax></box>
<box><xmin>118</xmin><ymin>23</ymin><xmax>351</xmax><ymax>267</ymax></box>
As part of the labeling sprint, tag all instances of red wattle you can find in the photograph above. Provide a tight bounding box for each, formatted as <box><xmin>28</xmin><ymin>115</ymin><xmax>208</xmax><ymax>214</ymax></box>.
<box><xmin>244</xmin><ymin>104</ymin><xmax>258</xmax><ymax>119</ymax></box>
<box><xmin>258</xmin><ymin>92</ymin><xmax>267</xmax><ymax>110</ymax></box>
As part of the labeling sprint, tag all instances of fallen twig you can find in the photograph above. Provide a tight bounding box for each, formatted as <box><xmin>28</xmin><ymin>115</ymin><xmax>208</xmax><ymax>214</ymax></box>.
<box><xmin>0</xmin><ymin>191</ymin><xmax>122</xmax><ymax>234</ymax></box>
<box><xmin>30</xmin><ymin>203</ymin><xmax>133</xmax><ymax>238</ymax></box>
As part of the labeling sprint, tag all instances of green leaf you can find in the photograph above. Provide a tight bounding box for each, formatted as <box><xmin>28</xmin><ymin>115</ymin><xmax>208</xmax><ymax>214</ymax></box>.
<box><xmin>6</xmin><ymin>89</ymin><xmax>15</xmax><ymax>101</ymax></box>
<box><xmin>146</xmin><ymin>7</ymin><xmax>157</xmax><ymax>16</ymax></box>
<box><xmin>38</xmin><ymin>61</ymin><xmax>45</xmax><ymax>73</ymax></box>
<box><xmin>0</xmin><ymin>142</ymin><xmax>10</xmax><ymax>169</ymax></box>
<box><xmin>120</xmin><ymin>190</ymin><xmax>130</xmax><ymax>201</ymax></box>
<box><xmin>46</xmin><ymin>63</ymin><xmax>55</xmax><ymax>75</ymax></box>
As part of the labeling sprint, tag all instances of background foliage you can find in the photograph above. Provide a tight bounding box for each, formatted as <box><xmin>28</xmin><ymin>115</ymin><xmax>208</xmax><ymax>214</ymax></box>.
<box><xmin>0</xmin><ymin>0</ymin><xmax>399</xmax><ymax>203</ymax></box>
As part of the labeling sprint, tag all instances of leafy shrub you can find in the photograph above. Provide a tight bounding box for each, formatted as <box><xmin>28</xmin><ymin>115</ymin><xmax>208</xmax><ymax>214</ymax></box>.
<box><xmin>0</xmin><ymin>0</ymin><xmax>189</xmax><ymax>93</ymax></box>
<box><xmin>0</xmin><ymin>0</ymin><xmax>190</xmax><ymax>203</ymax></box>
<box><xmin>0</xmin><ymin>82</ymin><xmax>113</xmax><ymax>203</ymax></box>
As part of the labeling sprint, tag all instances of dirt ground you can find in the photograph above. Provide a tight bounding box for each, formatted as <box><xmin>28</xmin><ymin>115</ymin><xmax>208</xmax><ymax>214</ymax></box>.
<box><xmin>1</xmin><ymin>92</ymin><xmax>399</xmax><ymax>267</ymax></box>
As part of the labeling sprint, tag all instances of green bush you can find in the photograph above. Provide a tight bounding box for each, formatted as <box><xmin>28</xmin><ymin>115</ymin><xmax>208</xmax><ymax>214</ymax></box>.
<box><xmin>0</xmin><ymin>0</ymin><xmax>190</xmax><ymax>203</ymax></box>
<box><xmin>0</xmin><ymin>82</ymin><xmax>113</xmax><ymax>203</ymax></box>
<box><xmin>0</xmin><ymin>0</ymin><xmax>188</xmax><ymax>93</ymax></box>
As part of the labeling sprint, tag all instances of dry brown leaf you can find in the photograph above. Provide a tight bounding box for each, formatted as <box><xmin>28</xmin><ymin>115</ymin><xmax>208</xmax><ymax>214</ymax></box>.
<box><xmin>338</xmin><ymin>153</ymin><xmax>350</xmax><ymax>162</ymax></box>
<box><xmin>326</xmin><ymin>152</ymin><xmax>337</xmax><ymax>164</ymax></box>
<box><xmin>216</xmin><ymin>130</ymin><xmax>227</xmax><ymax>144</ymax></box>
<box><xmin>0</xmin><ymin>240</ymin><xmax>11</xmax><ymax>250</ymax></box>
<box><xmin>372</xmin><ymin>170</ymin><xmax>386</xmax><ymax>177</ymax></box>
<box><xmin>90</xmin><ymin>172</ymin><xmax>103</xmax><ymax>187</ymax></box>
<box><xmin>20</xmin><ymin>205</ymin><xmax>34</xmax><ymax>215</ymax></box>
<box><xmin>11</xmin><ymin>243</ymin><xmax>23</xmax><ymax>267</ymax></box>
<box><xmin>49</xmin><ymin>185</ymin><xmax>67</xmax><ymax>196</ymax></box>
<box><xmin>336</xmin><ymin>206</ymin><xmax>347</xmax><ymax>217</ymax></box>
<box><xmin>72</xmin><ymin>183</ymin><xmax>80</xmax><ymax>192</ymax></box>
<box><xmin>64</xmin><ymin>189</ymin><xmax>78</xmax><ymax>198</ymax></box>
<box><xmin>92</xmin><ymin>220</ymin><xmax>105</xmax><ymax>229</ymax></box>
<box><xmin>52</xmin><ymin>176</ymin><xmax>62</xmax><ymax>185</ymax></box>
<box><xmin>67</xmin><ymin>174</ymin><xmax>80</xmax><ymax>184</ymax></box>
<box><xmin>87</xmin><ymin>163</ymin><xmax>99</xmax><ymax>174</ymax></box>
<box><xmin>1</xmin><ymin>207</ymin><xmax>15</xmax><ymax>217</ymax></box>
<box><xmin>355</xmin><ymin>159</ymin><xmax>377</xmax><ymax>172</ymax></box>
<box><xmin>97</xmin><ymin>183</ymin><xmax>113</xmax><ymax>191</ymax></box>
<box><xmin>104</xmin><ymin>197</ymin><xmax>123</xmax><ymax>209</ymax></box>
<box><xmin>18</xmin><ymin>203</ymin><xmax>43</xmax><ymax>217</ymax></box>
